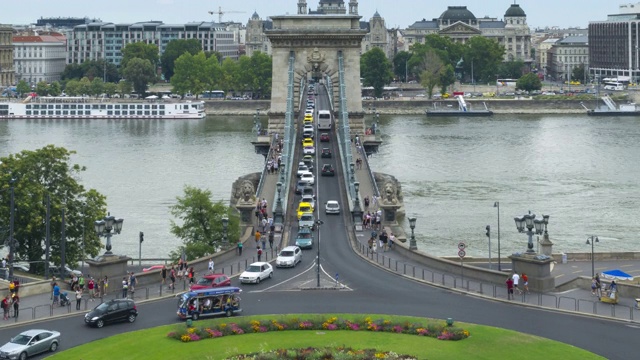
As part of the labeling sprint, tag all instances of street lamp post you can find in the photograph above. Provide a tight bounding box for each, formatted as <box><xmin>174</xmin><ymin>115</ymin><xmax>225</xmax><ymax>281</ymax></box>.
<box><xmin>586</xmin><ymin>236</ymin><xmax>599</xmax><ymax>278</ymax></box>
<box><xmin>514</xmin><ymin>211</ymin><xmax>547</xmax><ymax>253</ymax></box>
<box><xmin>274</xmin><ymin>182</ymin><xmax>283</xmax><ymax>226</ymax></box>
<box><xmin>408</xmin><ymin>217</ymin><xmax>417</xmax><ymax>250</ymax></box>
<box><xmin>222</xmin><ymin>216</ymin><xmax>229</xmax><ymax>249</ymax></box>
<box><xmin>94</xmin><ymin>213</ymin><xmax>124</xmax><ymax>255</ymax></box>
<box><xmin>405</xmin><ymin>58</ymin><xmax>409</xmax><ymax>83</ymax></box>
<box><xmin>316</xmin><ymin>219</ymin><xmax>324</xmax><ymax>287</ymax></box>
<box><xmin>81</xmin><ymin>202</ymin><xmax>86</xmax><ymax>271</ymax></box>
<box><xmin>352</xmin><ymin>181</ymin><xmax>362</xmax><ymax>223</ymax></box>
<box><xmin>8</xmin><ymin>179</ymin><xmax>16</xmax><ymax>280</ymax></box>
<box><xmin>494</xmin><ymin>201</ymin><xmax>501</xmax><ymax>271</ymax></box>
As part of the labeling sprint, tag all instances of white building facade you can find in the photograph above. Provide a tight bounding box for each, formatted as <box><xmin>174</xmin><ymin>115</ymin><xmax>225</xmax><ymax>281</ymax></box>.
<box><xmin>13</xmin><ymin>34</ymin><xmax>67</xmax><ymax>84</ymax></box>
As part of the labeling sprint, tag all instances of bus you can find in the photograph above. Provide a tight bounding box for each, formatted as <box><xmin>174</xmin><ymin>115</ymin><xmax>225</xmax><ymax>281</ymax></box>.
<box><xmin>603</xmin><ymin>78</ymin><xmax>627</xmax><ymax>91</ymax></box>
<box><xmin>317</xmin><ymin>110</ymin><xmax>332</xmax><ymax>130</ymax></box>
<box><xmin>496</xmin><ymin>78</ymin><xmax>518</xmax><ymax>87</ymax></box>
<box><xmin>177</xmin><ymin>287</ymin><xmax>242</xmax><ymax>320</ymax></box>
<box><xmin>201</xmin><ymin>90</ymin><xmax>225</xmax><ymax>99</ymax></box>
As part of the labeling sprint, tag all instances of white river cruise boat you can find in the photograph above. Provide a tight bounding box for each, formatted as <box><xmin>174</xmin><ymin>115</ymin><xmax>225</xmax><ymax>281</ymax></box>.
<box><xmin>0</xmin><ymin>96</ymin><xmax>206</xmax><ymax>119</ymax></box>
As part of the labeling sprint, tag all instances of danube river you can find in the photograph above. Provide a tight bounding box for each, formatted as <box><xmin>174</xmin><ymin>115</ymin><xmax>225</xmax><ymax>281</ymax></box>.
<box><xmin>1</xmin><ymin>114</ymin><xmax>639</xmax><ymax>259</ymax></box>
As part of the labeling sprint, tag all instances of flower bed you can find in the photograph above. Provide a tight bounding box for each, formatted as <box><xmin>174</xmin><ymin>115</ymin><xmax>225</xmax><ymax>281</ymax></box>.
<box><xmin>167</xmin><ymin>316</ymin><xmax>470</xmax><ymax>343</ymax></box>
<box><xmin>228</xmin><ymin>347</ymin><xmax>417</xmax><ymax>359</ymax></box>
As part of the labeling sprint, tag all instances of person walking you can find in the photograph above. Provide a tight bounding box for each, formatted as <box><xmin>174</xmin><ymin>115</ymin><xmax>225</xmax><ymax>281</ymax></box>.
<box><xmin>268</xmin><ymin>231</ymin><xmax>274</xmax><ymax>249</ymax></box>
<box><xmin>506</xmin><ymin>277</ymin><xmax>514</xmax><ymax>300</ymax></box>
<box><xmin>2</xmin><ymin>296</ymin><xmax>9</xmax><ymax>320</ymax></box>
<box><xmin>591</xmin><ymin>277</ymin><xmax>598</xmax><ymax>296</ymax></box>
<box><xmin>88</xmin><ymin>277</ymin><xmax>95</xmax><ymax>301</ymax></box>
<box><xmin>188</xmin><ymin>267</ymin><xmax>195</xmax><ymax>284</ymax></box>
<box><xmin>237</xmin><ymin>241</ymin><xmax>243</xmax><ymax>256</ymax></box>
<box><xmin>595</xmin><ymin>273</ymin><xmax>602</xmax><ymax>297</ymax></box>
<box><xmin>257</xmin><ymin>246</ymin><xmax>263</xmax><ymax>262</ymax></box>
<box><xmin>52</xmin><ymin>283</ymin><xmax>60</xmax><ymax>306</ymax></box>
<box><xmin>128</xmin><ymin>272</ymin><xmax>137</xmax><ymax>294</ymax></box>
<box><xmin>161</xmin><ymin>266</ymin><xmax>167</xmax><ymax>285</ymax></box>
<box><xmin>11</xmin><ymin>295</ymin><xmax>19</xmax><ymax>318</ymax></box>
<box><xmin>388</xmin><ymin>233</ymin><xmax>396</xmax><ymax>250</ymax></box>
<box><xmin>512</xmin><ymin>272</ymin><xmax>522</xmax><ymax>295</ymax></box>
<box><xmin>208</xmin><ymin>258</ymin><xmax>215</xmax><ymax>273</ymax></box>
<box><xmin>169</xmin><ymin>266</ymin><xmax>176</xmax><ymax>290</ymax></box>
<box><xmin>255</xmin><ymin>230</ymin><xmax>261</xmax><ymax>247</ymax></box>
<box><xmin>78</xmin><ymin>274</ymin><xmax>85</xmax><ymax>290</ymax></box>
<box><xmin>50</xmin><ymin>276</ymin><xmax>57</xmax><ymax>300</ymax></box>
<box><xmin>102</xmin><ymin>275</ymin><xmax>109</xmax><ymax>296</ymax></box>
<box><xmin>521</xmin><ymin>273</ymin><xmax>529</xmax><ymax>294</ymax></box>
<box><xmin>75</xmin><ymin>288</ymin><xmax>82</xmax><ymax>310</ymax></box>
<box><xmin>121</xmin><ymin>277</ymin><xmax>128</xmax><ymax>298</ymax></box>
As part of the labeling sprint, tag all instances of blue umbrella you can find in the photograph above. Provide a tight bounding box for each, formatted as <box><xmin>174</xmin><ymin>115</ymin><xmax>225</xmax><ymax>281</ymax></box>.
<box><xmin>602</xmin><ymin>269</ymin><xmax>634</xmax><ymax>281</ymax></box>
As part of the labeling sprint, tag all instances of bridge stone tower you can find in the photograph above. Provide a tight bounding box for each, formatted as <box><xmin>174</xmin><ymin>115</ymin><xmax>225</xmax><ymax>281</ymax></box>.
<box><xmin>265</xmin><ymin>9</ymin><xmax>367</xmax><ymax>135</ymax></box>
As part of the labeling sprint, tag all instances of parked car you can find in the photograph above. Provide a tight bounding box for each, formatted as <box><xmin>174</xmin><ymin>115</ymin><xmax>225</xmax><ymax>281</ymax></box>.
<box><xmin>276</xmin><ymin>246</ymin><xmax>302</xmax><ymax>268</ymax></box>
<box><xmin>48</xmin><ymin>265</ymin><xmax>82</xmax><ymax>279</ymax></box>
<box><xmin>303</xmin><ymin>146</ymin><xmax>315</xmax><ymax>155</ymax></box>
<box><xmin>189</xmin><ymin>274</ymin><xmax>231</xmax><ymax>291</ymax></box>
<box><xmin>239</xmin><ymin>262</ymin><xmax>273</xmax><ymax>284</ymax></box>
<box><xmin>320</xmin><ymin>148</ymin><xmax>332</xmax><ymax>158</ymax></box>
<box><xmin>295</xmin><ymin>226</ymin><xmax>314</xmax><ymax>249</ymax></box>
<box><xmin>300</xmin><ymin>172</ymin><xmax>315</xmax><ymax>185</ymax></box>
<box><xmin>321</xmin><ymin>164</ymin><xmax>335</xmax><ymax>176</ymax></box>
<box><xmin>0</xmin><ymin>329</ymin><xmax>61</xmax><ymax>359</ymax></box>
<box><xmin>325</xmin><ymin>200</ymin><xmax>341</xmax><ymax>214</ymax></box>
<box><xmin>299</xmin><ymin>213</ymin><xmax>316</xmax><ymax>230</ymax></box>
<box><xmin>320</xmin><ymin>133</ymin><xmax>330</xmax><ymax>142</ymax></box>
<box><xmin>84</xmin><ymin>299</ymin><xmax>138</xmax><ymax>328</ymax></box>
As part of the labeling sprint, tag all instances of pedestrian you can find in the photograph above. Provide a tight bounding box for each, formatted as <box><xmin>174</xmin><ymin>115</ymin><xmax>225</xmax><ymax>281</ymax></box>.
<box><xmin>78</xmin><ymin>274</ymin><xmax>85</xmax><ymax>290</ymax></box>
<box><xmin>52</xmin><ymin>283</ymin><xmax>60</xmax><ymax>305</ymax></box>
<box><xmin>261</xmin><ymin>217</ymin><xmax>268</xmax><ymax>233</ymax></box>
<box><xmin>11</xmin><ymin>295</ymin><xmax>19</xmax><ymax>318</ymax></box>
<box><xmin>88</xmin><ymin>277</ymin><xmax>95</xmax><ymax>301</ymax></box>
<box><xmin>368</xmin><ymin>236</ymin><xmax>375</xmax><ymax>253</ymax></box>
<box><xmin>103</xmin><ymin>275</ymin><xmax>110</xmax><ymax>296</ymax></box>
<box><xmin>381</xmin><ymin>231</ymin><xmax>388</xmax><ymax>252</ymax></box>
<box><xmin>364</xmin><ymin>196</ymin><xmax>370</xmax><ymax>210</ymax></box>
<box><xmin>122</xmin><ymin>277</ymin><xmax>128</xmax><ymax>298</ymax></box>
<box><xmin>1</xmin><ymin>296</ymin><xmax>9</xmax><ymax>320</ymax></box>
<box><xmin>169</xmin><ymin>266</ymin><xmax>176</xmax><ymax>290</ymax></box>
<box><xmin>372</xmin><ymin>195</ymin><xmax>378</xmax><ymax>209</ymax></box>
<box><xmin>512</xmin><ymin>272</ymin><xmax>522</xmax><ymax>295</ymax></box>
<box><xmin>75</xmin><ymin>288</ymin><xmax>82</xmax><ymax>310</ymax></box>
<box><xmin>268</xmin><ymin>231</ymin><xmax>274</xmax><ymax>249</ymax></box>
<box><xmin>595</xmin><ymin>273</ymin><xmax>602</xmax><ymax>297</ymax></box>
<box><xmin>161</xmin><ymin>266</ymin><xmax>167</xmax><ymax>285</ymax></box>
<box><xmin>208</xmin><ymin>258</ymin><xmax>215</xmax><ymax>273</ymax></box>
<box><xmin>522</xmin><ymin>273</ymin><xmax>529</xmax><ymax>294</ymax></box>
<box><xmin>388</xmin><ymin>233</ymin><xmax>395</xmax><ymax>250</ymax></box>
<box><xmin>506</xmin><ymin>277</ymin><xmax>514</xmax><ymax>300</ymax></box>
<box><xmin>12</xmin><ymin>279</ymin><xmax>19</xmax><ymax>295</ymax></box>
<box><xmin>8</xmin><ymin>281</ymin><xmax>15</xmax><ymax>295</ymax></box>
<box><xmin>71</xmin><ymin>274</ymin><xmax>78</xmax><ymax>291</ymax></box>
<box><xmin>255</xmin><ymin>230</ymin><xmax>261</xmax><ymax>247</ymax></box>
<box><xmin>591</xmin><ymin>277</ymin><xmax>598</xmax><ymax>295</ymax></box>
<box><xmin>50</xmin><ymin>276</ymin><xmax>57</xmax><ymax>300</ymax></box>
<box><xmin>129</xmin><ymin>272</ymin><xmax>137</xmax><ymax>294</ymax></box>
<box><xmin>237</xmin><ymin>241</ymin><xmax>243</xmax><ymax>256</ymax></box>
<box><xmin>261</xmin><ymin>237</ymin><xmax>267</xmax><ymax>251</ymax></box>
<box><xmin>188</xmin><ymin>267</ymin><xmax>195</xmax><ymax>284</ymax></box>
<box><xmin>257</xmin><ymin>246</ymin><xmax>263</xmax><ymax>261</ymax></box>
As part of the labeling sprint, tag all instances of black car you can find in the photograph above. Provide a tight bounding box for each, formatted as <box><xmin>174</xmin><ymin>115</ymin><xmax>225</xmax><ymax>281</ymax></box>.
<box><xmin>321</xmin><ymin>148</ymin><xmax>332</xmax><ymax>158</ymax></box>
<box><xmin>85</xmin><ymin>299</ymin><xmax>138</xmax><ymax>328</ymax></box>
<box><xmin>321</xmin><ymin>164</ymin><xmax>335</xmax><ymax>176</ymax></box>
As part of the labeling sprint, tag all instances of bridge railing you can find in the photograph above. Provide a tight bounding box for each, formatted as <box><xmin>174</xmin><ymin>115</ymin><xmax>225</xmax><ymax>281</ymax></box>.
<box><xmin>256</xmin><ymin>134</ymin><xmax>276</xmax><ymax>198</ymax></box>
<box><xmin>357</xmin><ymin>140</ymin><xmax>380</xmax><ymax>198</ymax></box>
<box><xmin>324</xmin><ymin>74</ymin><xmax>334</xmax><ymax>111</ymax></box>
<box><xmin>336</xmin><ymin>51</ymin><xmax>355</xmax><ymax>205</ymax></box>
<box><xmin>275</xmin><ymin>51</ymin><xmax>297</xmax><ymax>219</ymax></box>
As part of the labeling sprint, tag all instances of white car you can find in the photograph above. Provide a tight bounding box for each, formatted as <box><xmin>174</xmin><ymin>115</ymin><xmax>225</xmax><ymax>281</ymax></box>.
<box><xmin>301</xmin><ymin>194</ymin><xmax>316</xmax><ymax>209</ymax></box>
<box><xmin>303</xmin><ymin>146</ymin><xmax>315</xmax><ymax>155</ymax></box>
<box><xmin>303</xmin><ymin>124</ymin><xmax>314</xmax><ymax>132</ymax></box>
<box><xmin>300</xmin><ymin>172</ymin><xmax>315</xmax><ymax>185</ymax></box>
<box><xmin>239</xmin><ymin>262</ymin><xmax>273</xmax><ymax>284</ymax></box>
<box><xmin>276</xmin><ymin>246</ymin><xmax>302</xmax><ymax>268</ymax></box>
<box><xmin>325</xmin><ymin>200</ymin><xmax>340</xmax><ymax>214</ymax></box>
<box><xmin>297</xmin><ymin>164</ymin><xmax>310</xmax><ymax>177</ymax></box>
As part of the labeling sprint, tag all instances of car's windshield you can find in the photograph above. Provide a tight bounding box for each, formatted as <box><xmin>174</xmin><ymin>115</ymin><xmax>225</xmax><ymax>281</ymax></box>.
<box><xmin>95</xmin><ymin>302</ymin><xmax>109</xmax><ymax>312</ymax></box>
<box><xmin>280</xmin><ymin>251</ymin><xmax>294</xmax><ymax>257</ymax></box>
<box><xmin>11</xmin><ymin>335</ymin><xmax>31</xmax><ymax>345</ymax></box>
<box><xmin>196</xmin><ymin>278</ymin><xmax>212</xmax><ymax>285</ymax></box>
<box><xmin>246</xmin><ymin>265</ymin><xmax>261</xmax><ymax>272</ymax></box>
<box><xmin>328</xmin><ymin>203</ymin><xmax>338</xmax><ymax>208</ymax></box>
<box><xmin>300</xmin><ymin>214</ymin><xmax>313</xmax><ymax>221</ymax></box>
<box><xmin>299</xmin><ymin>206</ymin><xmax>311</xmax><ymax>212</ymax></box>
<box><xmin>298</xmin><ymin>233</ymin><xmax>312</xmax><ymax>239</ymax></box>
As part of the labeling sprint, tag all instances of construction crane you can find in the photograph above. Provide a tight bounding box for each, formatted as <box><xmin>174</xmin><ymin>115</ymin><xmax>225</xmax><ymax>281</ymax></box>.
<box><xmin>208</xmin><ymin>6</ymin><xmax>246</xmax><ymax>23</ymax></box>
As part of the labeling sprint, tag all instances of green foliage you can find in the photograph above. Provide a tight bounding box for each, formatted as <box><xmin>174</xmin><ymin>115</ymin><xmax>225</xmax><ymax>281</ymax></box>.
<box><xmin>392</xmin><ymin>51</ymin><xmax>411</xmax><ymax>82</ymax></box>
<box><xmin>49</xmin><ymin>81</ymin><xmax>62</xmax><ymax>96</ymax></box>
<box><xmin>439</xmin><ymin>64</ymin><xmax>456</xmax><ymax>94</ymax></box>
<box><xmin>78</xmin><ymin>77</ymin><xmax>92</xmax><ymax>97</ymax></box>
<box><xmin>103</xmin><ymin>82</ymin><xmax>117</xmax><ymax>97</ymax></box>
<box><xmin>220</xmin><ymin>57</ymin><xmax>239</xmax><ymax>94</ymax></box>
<box><xmin>169</xmin><ymin>186</ymin><xmax>239</xmax><ymax>260</ymax></box>
<box><xmin>61</xmin><ymin>64</ymin><xmax>83</xmax><ymax>81</ymax></box>
<box><xmin>463</xmin><ymin>37</ymin><xmax>505</xmax><ymax>83</ymax></box>
<box><xmin>248</xmin><ymin>52</ymin><xmax>272</xmax><ymax>98</ymax></box>
<box><xmin>117</xmin><ymin>81</ymin><xmax>133</xmax><ymax>97</ymax></box>
<box><xmin>419</xmin><ymin>48</ymin><xmax>445</xmax><ymax>98</ymax></box>
<box><xmin>0</xmin><ymin>145</ymin><xmax>107</xmax><ymax>273</ymax></box>
<box><xmin>360</xmin><ymin>47</ymin><xmax>393</xmax><ymax>98</ymax></box>
<box><xmin>121</xmin><ymin>42</ymin><xmax>159</xmax><ymax>70</ymax></box>
<box><xmin>516</xmin><ymin>73</ymin><xmax>542</xmax><ymax>91</ymax></box>
<box><xmin>204</xmin><ymin>55</ymin><xmax>223</xmax><ymax>92</ymax></box>
<box><xmin>64</xmin><ymin>79</ymin><xmax>80</xmax><ymax>96</ymax></box>
<box><xmin>572</xmin><ymin>64</ymin><xmax>587</xmax><ymax>82</ymax></box>
<box><xmin>90</xmin><ymin>78</ymin><xmax>104</xmax><ymax>97</ymax></box>
<box><xmin>160</xmin><ymin>39</ymin><xmax>202</xmax><ymax>81</ymax></box>
<box><xmin>121</xmin><ymin>58</ymin><xmax>157</xmax><ymax>96</ymax></box>
<box><xmin>498</xmin><ymin>60</ymin><xmax>525</xmax><ymax>79</ymax></box>
<box><xmin>35</xmin><ymin>81</ymin><xmax>49</xmax><ymax>96</ymax></box>
<box><xmin>16</xmin><ymin>80</ymin><xmax>30</xmax><ymax>96</ymax></box>
<box><xmin>62</xmin><ymin>60</ymin><xmax>119</xmax><ymax>82</ymax></box>
<box><xmin>171</xmin><ymin>52</ymin><xmax>207</xmax><ymax>98</ymax></box>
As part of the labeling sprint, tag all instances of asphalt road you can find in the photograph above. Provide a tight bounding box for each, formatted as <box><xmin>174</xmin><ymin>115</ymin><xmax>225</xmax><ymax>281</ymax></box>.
<box><xmin>2</xmin><ymin>85</ymin><xmax>637</xmax><ymax>360</ymax></box>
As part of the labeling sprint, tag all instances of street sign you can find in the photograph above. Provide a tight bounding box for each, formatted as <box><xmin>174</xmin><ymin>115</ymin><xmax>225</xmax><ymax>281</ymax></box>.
<box><xmin>458</xmin><ymin>242</ymin><xmax>466</xmax><ymax>250</ymax></box>
<box><xmin>458</xmin><ymin>250</ymin><xmax>466</xmax><ymax>258</ymax></box>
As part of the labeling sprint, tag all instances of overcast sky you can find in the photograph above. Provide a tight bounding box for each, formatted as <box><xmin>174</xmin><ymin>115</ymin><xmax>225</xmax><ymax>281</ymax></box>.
<box><xmin>1</xmin><ymin>0</ymin><xmax>620</xmax><ymax>30</ymax></box>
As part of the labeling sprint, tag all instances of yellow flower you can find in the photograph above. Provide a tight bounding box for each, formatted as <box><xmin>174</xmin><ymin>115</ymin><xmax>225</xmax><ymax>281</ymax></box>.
<box><xmin>375</xmin><ymin>353</ymin><xmax>386</xmax><ymax>359</ymax></box>
<box><xmin>364</xmin><ymin>317</ymin><xmax>372</xmax><ymax>324</ymax></box>
<box><xmin>250</xmin><ymin>320</ymin><xmax>260</xmax><ymax>327</ymax></box>
<box><xmin>187</xmin><ymin>328</ymin><xmax>196</xmax><ymax>334</ymax></box>
<box><xmin>180</xmin><ymin>334</ymin><xmax>191</xmax><ymax>342</ymax></box>
<box><xmin>383</xmin><ymin>320</ymin><xmax>391</xmax><ymax>325</ymax></box>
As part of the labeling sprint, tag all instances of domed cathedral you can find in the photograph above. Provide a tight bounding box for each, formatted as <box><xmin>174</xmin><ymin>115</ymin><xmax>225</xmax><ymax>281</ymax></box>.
<box><xmin>245</xmin><ymin>11</ymin><xmax>273</xmax><ymax>57</ymax></box>
<box><xmin>403</xmin><ymin>3</ymin><xmax>532</xmax><ymax>62</ymax></box>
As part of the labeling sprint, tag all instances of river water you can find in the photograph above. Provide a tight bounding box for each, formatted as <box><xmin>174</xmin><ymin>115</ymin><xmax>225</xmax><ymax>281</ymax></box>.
<box><xmin>1</xmin><ymin>114</ymin><xmax>638</xmax><ymax>259</ymax></box>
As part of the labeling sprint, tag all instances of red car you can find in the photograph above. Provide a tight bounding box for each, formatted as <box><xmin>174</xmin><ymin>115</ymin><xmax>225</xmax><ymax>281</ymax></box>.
<box><xmin>320</xmin><ymin>133</ymin><xmax>330</xmax><ymax>142</ymax></box>
<box><xmin>189</xmin><ymin>274</ymin><xmax>231</xmax><ymax>290</ymax></box>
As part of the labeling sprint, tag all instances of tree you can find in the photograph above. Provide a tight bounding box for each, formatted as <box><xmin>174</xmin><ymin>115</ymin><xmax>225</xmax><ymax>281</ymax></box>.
<box><xmin>248</xmin><ymin>52</ymin><xmax>272</xmax><ymax>98</ymax></box>
<box><xmin>169</xmin><ymin>186</ymin><xmax>239</xmax><ymax>260</ymax></box>
<box><xmin>572</xmin><ymin>64</ymin><xmax>587</xmax><ymax>82</ymax></box>
<box><xmin>103</xmin><ymin>82</ymin><xmax>117</xmax><ymax>97</ymax></box>
<box><xmin>160</xmin><ymin>39</ymin><xmax>202</xmax><ymax>81</ymax></box>
<box><xmin>439</xmin><ymin>64</ymin><xmax>456</xmax><ymax>95</ymax></box>
<box><xmin>418</xmin><ymin>48</ymin><xmax>445</xmax><ymax>98</ymax></box>
<box><xmin>121</xmin><ymin>42</ymin><xmax>159</xmax><ymax>70</ymax></box>
<box><xmin>64</xmin><ymin>79</ymin><xmax>80</xmax><ymax>96</ymax></box>
<box><xmin>117</xmin><ymin>80</ymin><xmax>133</xmax><ymax>97</ymax></box>
<box><xmin>171</xmin><ymin>52</ymin><xmax>207</xmax><ymax>98</ymax></box>
<box><xmin>360</xmin><ymin>47</ymin><xmax>393</xmax><ymax>98</ymax></box>
<box><xmin>204</xmin><ymin>54</ymin><xmax>223</xmax><ymax>93</ymax></box>
<box><xmin>62</xmin><ymin>60</ymin><xmax>119</xmax><ymax>82</ymax></box>
<box><xmin>121</xmin><ymin>58</ymin><xmax>157</xmax><ymax>96</ymax></box>
<box><xmin>61</xmin><ymin>64</ymin><xmax>84</xmax><ymax>81</ymax></box>
<box><xmin>16</xmin><ymin>80</ymin><xmax>30</xmax><ymax>96</ymax></box>
<box><xmin>0</xmin><ymin>145</ymin><xmax>107</xmax><ymax>274</ymax></box>
<box><xmin>464</xmin><ymin>36</ymin><xmax>505</xmax><ymax>83</ymax></box>
<box><xmin>516</xmin><ymin>72</ymin><xmax>542</xmax><ymax>92</ymax></box>
<box><xmin>498</xmin><ymin>60</ymin><xmax>525</xmax><ymax>79</ymax></box>
<box><xmin>392</xmin><ymin>51</ymin><xmax>412</xmax><ymax>82</ymax></box>
<box><xmin>49</xmin><ymin>81</ymin><xmax>62</xmax><ymax>96</ymax></box>
<box><xmin>90</xmin><ymin>78</ymin><xmax>104</xmax><ymax>97</ymax></box>
<box><xmin>220</xmin><ymin>57</ymin><xmax>239</xmax><ymax>94</ymax></box>
<box><xmin>35</xmin><ymin>81</ymin><xmax>49</xmax><ymax>96</ymax></box>
<box><xmin>78</xmin><ymin>77</ymin><xmax>92</xmax><ymax>97</ymax></box>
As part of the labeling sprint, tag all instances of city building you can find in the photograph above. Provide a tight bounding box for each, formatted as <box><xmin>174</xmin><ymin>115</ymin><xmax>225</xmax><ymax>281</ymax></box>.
<box><xmin>589</xmin><ymin>2</ymin><xmax>640</xmax><ymax>81</ymax></box>
<box><xmin>35</xmin><ymin>17</ymin><xmax>100</xmax><ymax>29</ymax></box>
<box><xmin>0</xmin><ymin>25</ymin><xmax>14</xmax><ymax>86</ymax></box>
<box><xmin>546</xmin><ymin>36</ymin><xmax>589</xmax><ymax>83</ymax></box>
<box><xmin>245</xmin><ymin>12</ymin><xmax>272</xmax><ymax>57</ymax></box>
<box><xmin>66</xmin><ymin>21</ymin><xmax>239</xmax><ymax>67</ymax></box>
<box><xmin>537</xmin><ymin>38</ymin><xmax>560</xmax><ymax>77</ymax></box>
<box><xmin>13</xmin><ymin>32</ymin><xmax>67</xmax><ymax>85</ymax></box>
<box><xmin>403</xmin><ymin>3</ymin><xmax>532</xmax><ymax>62</ymax></box>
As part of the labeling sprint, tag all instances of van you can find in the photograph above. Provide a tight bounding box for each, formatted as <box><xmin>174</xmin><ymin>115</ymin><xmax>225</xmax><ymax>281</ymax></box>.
<box><xmin>177</xmin><ymin>287</ymin><xmax>242</xmax><ymax>320</ymax></box>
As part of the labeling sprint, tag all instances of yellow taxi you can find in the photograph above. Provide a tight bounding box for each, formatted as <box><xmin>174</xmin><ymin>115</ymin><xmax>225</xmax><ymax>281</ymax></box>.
<box><xmin>304</xmin><ymin>114</ymin><xmax>313</xmax><ymax>123</ymax></box>
<box><xmin>297</xmin><ymin>202</ymin><xmax>314</xmax><ymax>219</ymax></box>
<box><xmin>302</xmin><ymin>138</ymin><xmax>314</xmax><ymax>148</ymax></box>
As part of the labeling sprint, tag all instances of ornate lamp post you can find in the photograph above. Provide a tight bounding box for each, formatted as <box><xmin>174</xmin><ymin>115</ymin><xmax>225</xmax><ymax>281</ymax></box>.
<box><xmin>493</xmin><ymin>201</ymin><xmax>501</xmax><ymax>271</ymax></box>
<box><xmin>409</xmin><ymin>217</ymin><xmax>417</xmax><ymax>250</ymax></box>
<box><xmin>94</xmin><ymin>213</ymin><xmax>124</xmax><ymax>255</ymax></box>
<box><xmin>316</xmin><ymin>219</ymin><xmax>324</xmax><ymax>287</ymax></box>
<box><xmin>514</xmin><ymin>212</ymin><xmax>548</xmax><ymax>253</ymax></box>
<box><xmin>222</xmin><ymin>216</ymin><xmax>229</xmax><ymax>248</ymax></box>
<box><xmin>349</xmin><ymin>162</ymin><xmax>355</xmax><ymax>183</ymax></box>
<box><xmin>274</xmin><ymin>182</ymin><xmax>284</xmax><ymax>225</ymax></box>
<box><xmin>81</xmin><ymin>202</ymin><xmax>86</xmax><ymax>271</ymax></box>
<box><xmin>352</xmin><ymin>181</ymin><xmax>362</xmax><ymax>222</ymax></box>
<box><xmin>586</xmin><ymin>236</ymin><xmax>599</xmax><ymax>278</ymax></box>
<box><xmin>8</xmin><ymin>178</ymin><xmax>16</xmax><ymax>280</ymax></box>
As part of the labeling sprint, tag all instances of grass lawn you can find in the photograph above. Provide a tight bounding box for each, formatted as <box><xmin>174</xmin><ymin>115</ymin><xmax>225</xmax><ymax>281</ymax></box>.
<box><xmin>49</xmin><ymin>314</ymin><xmax>603</xmax><ymax>360</ymax></box>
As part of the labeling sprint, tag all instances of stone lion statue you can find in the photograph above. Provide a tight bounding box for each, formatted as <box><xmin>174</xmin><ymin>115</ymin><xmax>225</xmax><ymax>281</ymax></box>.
<box><xmin>240</xmin><ymin>180</ymin><xmax>255</xmax><ymax>203</ymax></box>
<box><xmin>383</xmin><ymin>181</ymin><xmax>398</xmax><ymax>205</ymax></box>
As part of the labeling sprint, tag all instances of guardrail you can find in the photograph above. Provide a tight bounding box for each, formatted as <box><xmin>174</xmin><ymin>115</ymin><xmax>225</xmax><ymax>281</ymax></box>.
<box><xmin>255</xmin><ymin>134</ymin><xmax>276</xmax><ymax>199</ymax></box>
<box><xmin>336</xmin><ymin>51</ymin><xmax>355</xmax><ymax>206</ymax></box>
<box><xmin>277</xmin><ymin>51</ymin><xmax>297</xmax><ymax>219</ymax></box>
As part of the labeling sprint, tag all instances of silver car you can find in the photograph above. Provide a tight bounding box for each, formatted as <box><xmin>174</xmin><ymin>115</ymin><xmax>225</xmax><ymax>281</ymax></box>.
<box><xmin>299</xmin><ymin>212</ymin><xmax>316</xmax><ymax>230</ymax></box>
<box><xmin>325</xmin><ymin>200</ymin><xmax>340</xmax><ymax>214</ymax></box>
<box><xmin>0</xmin><ymin>329</ymin><xmax>61</xmax><ymax>360</ymax></box>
